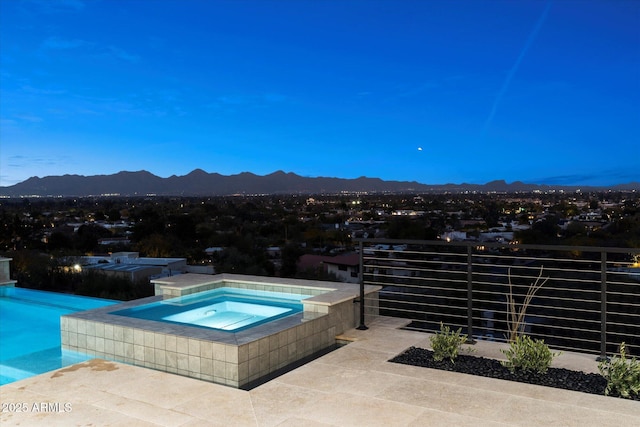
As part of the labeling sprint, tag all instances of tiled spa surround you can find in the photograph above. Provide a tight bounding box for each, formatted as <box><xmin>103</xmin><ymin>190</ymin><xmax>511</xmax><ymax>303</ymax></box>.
<box><xmin>61</xmin><ymin>274</ymin><xmax>380</xmax><ymax>388</ymax></box>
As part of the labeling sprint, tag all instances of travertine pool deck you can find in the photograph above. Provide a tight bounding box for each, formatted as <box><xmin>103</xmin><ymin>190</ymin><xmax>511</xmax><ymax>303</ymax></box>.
<box><xmin>1</xmin><ymin>317</ymin><xmax>638</xmax><ymax>426</ymax></box>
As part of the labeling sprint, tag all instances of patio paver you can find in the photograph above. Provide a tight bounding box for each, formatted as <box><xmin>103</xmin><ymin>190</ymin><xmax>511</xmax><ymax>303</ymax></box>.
<box><xmin>1</xmin><ymin>317</ymin><xmax>638</xmax><ymax>426</ymax></box>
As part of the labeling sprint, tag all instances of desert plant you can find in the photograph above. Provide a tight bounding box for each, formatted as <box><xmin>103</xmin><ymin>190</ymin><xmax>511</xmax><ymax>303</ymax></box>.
<box><xmin>506</xmin><ymin>266</ymin><xmax>549</xmax><ymax>342</ymax></box>
<box><xmin>598</xmin><ymin>342</ymin><xmax>640</xmax><ymax>399</ymax></box>
<box><xmin>501</xmin><ymin>334</ymin><xmax>559</xmax><ymax>373</ymax></box>
<box><xmin>430</xmin><ymin>322</ymin><xmax>468</xmax><ymax>363</ymax></box>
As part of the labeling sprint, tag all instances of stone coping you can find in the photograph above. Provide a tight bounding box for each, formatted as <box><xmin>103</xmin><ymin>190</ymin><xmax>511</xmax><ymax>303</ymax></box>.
<box><xmin>64</xmin><ymin>295</ymin><xmax>327</xmax><ymax>346</ymax></box>
<box><xmin>152</xmin><ymin>273</ymin><xmax>381</xmax><ymax>307</ymax></box>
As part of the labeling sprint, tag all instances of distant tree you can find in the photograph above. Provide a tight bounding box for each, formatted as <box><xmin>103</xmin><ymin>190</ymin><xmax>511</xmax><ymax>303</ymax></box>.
<box><xmin>74</xmin><ymin>270</ymin><xmax>153</xmax><ymax>300</ymax></box>
<box><xmin>48</xmin><ymin>230</ymin><xmax>74</xmax><ymax>251</ymax></box>
<box><xmin>215</xmin><ymin>247</ymin><xmax>272</xmax><ymax>276</ymax></box>
<box><xmin>564</xmin><ymin>222</ymin><xmax>586</xmax><ymax>238</ymax></box>
<box><xmin>553</xmin><ymin>201</ymin><xmax>579</xmax><ymax>217</ymax></box>
<box><xmin>386</xmin><ymin>217</ymin><xmax>432</xmax><ymax>240</ymax></box>
<box><xmin>75</xmin><ymin>224</ymin><xmax>111</xmax><ymax>253</ymax></box>
<box><xmin>517</xmin><ymin>212</ymin><xmax>531</xmax><ymax>225</ymax></box>
<box><xmin>296</xmin><ymin>266</ymin><xmax>341</xmax><ymax>282</ymax></box>
<box><xmin>622</xmin><ymin>199</ymin><xmax>638</xmax><ymax>216</ymax></box>
<box><xmin>606</xmin><ymin>213</ymin><xmax>640</xmax><ymax>248</ymax></box>
<box><xmin>10</xmin><ymin>250</ymin><xmax>51</xmax><ymax>289</ymax></box>
<box><xmin>135</xmin><ymin>233</ymin><xmax>177</xmax><ymax>258</ymax></box>
<box><xmin>166</xmin><ymin>214</ymin><xmax>197</xmax><ymax>241</ymax></box>
<box><xmin>195</xmin><ymin>223</ymin><xmax>216</xmax><ymax>244</ymax></box>
<box><xmin>515</xmin><ymin>216</ymin><xmax>560</xmax><ymax>244</ymax></box>
<box><xmin>107</xmin><ymin>209</ymin><xmax>121</xmax><ymax>221</ymax></box>
<box><xmin>481</xmin><ymin>201</ymin><xmax>501</xmax><ymax>228</ymax></box>
<box><xmin>280</xmin><ymin>244</ymin><xmax>304</xmax><ymax>277</ymax></box>
<box><xmin>131</xmin><ymin>207</ymin><xmax>165</xmax><ymax>241</ymax></box>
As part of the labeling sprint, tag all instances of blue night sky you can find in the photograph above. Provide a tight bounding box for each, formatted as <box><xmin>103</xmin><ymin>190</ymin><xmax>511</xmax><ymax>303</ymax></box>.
<box><xmin>1</xmin><ymin>0</ymin><xmax>639</xmax><ymax>188</ymax></box>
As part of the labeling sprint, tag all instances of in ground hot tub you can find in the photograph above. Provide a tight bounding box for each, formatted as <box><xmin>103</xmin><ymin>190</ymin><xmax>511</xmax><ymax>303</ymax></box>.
<box><xmin>110</xmin><ymin>287</ymin><xmax>305</xmax><ymax>332</ymax></box>
<box><xmin>61</xmin><ymin>273</ymin><xmax>381</xmax><ymax>388</ymax></box>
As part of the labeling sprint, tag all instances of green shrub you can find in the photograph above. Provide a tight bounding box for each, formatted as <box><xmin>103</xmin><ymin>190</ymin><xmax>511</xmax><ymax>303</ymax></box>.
<box><xmin>501</xmin><ymin>335</ymin><xmax>559</xmax><ymax>373</ymax></box>
<box><xmin>430</xmin><ymin>323</ymin><xmax>468</xmax><ymax>363</ymax></box>
<box><xmin>598</xmin><ymin>342</ymin><xmax>640</xmax><ymax>399</ymax></box>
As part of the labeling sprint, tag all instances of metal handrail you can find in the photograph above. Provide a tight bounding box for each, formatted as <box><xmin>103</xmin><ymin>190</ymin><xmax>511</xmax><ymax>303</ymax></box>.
<box><xmin>356</xmin><ymin>239</ymin><xmax>640</xmax><ymax>359</ymax></box>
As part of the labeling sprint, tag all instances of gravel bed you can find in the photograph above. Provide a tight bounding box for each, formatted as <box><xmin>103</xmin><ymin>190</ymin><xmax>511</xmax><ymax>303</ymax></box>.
<box><xmin>389</xmin><ymin>346</ymin><xmax>639</xmax><ymax>401</ymax></box>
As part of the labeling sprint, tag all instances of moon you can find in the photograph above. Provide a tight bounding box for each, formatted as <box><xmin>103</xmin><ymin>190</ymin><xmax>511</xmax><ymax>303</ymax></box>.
<box><xmin>417</xmin><ymin>147</ymin><xmax>423</xmax><ymax>151</ymax></box>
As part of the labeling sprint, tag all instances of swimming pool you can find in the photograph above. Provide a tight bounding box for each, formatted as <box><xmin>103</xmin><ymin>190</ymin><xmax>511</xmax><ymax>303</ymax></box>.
<box><xmin>110</xmin><ymin>287</ymin><xmax>305</xmax><ymax>332</ymax></box>
<box><xmin>0</xmin><ymin>287</ymin><xmax>117</xmax><ymax>385</ymax></box>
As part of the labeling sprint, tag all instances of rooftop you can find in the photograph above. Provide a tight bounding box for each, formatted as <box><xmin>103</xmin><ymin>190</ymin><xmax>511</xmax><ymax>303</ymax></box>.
<box><xmin>2</xmin><ymin>317</ymin><xmax>638</xmax><ymax>426</ymax></box>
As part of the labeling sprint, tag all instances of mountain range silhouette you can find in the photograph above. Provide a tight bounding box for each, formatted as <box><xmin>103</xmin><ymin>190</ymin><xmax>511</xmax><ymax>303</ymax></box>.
<box><xmin>1</xmin><ymin>170</ymin><xmax>638</xmax><ymax>197</ymax></box>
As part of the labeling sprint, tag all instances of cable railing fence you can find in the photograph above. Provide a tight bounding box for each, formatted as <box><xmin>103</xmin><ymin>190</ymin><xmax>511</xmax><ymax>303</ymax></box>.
<box><xmin>356</xmin><ymin>239</ymin><xmax>640</xmax><ymax>359</ymax></box>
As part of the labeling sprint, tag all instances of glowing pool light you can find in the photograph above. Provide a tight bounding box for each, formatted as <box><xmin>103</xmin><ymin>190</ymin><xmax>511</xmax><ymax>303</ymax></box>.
<box><xmin>163</xmin><ymin>301</ymin><xmax>292</xmax><ymax>330</ymax></box>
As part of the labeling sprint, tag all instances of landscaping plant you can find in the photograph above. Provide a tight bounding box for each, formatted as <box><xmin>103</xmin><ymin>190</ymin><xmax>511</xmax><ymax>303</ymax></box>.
<box><xmin>506</xmin><ymin>266</ymin><xmax>549</xmax><ymax>342</ymax></box>
<box><xmin>430</xmin><ymin>322</ymin><xmax>469</xmax><ymax>363</ymax></box>
<box><xmin>598</xmin><ymin>342</ymin><xmax>640</xmax><ymax>399</ymax></box>
<box><xmin>501</xmin><ymin>334</ymin><xmax>559</xmax><ymax>373</ymax></box>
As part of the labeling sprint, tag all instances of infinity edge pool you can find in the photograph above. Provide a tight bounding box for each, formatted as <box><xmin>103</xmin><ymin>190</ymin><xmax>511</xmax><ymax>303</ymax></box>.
<box><xmin>0</xmin><ymin>287</ymin><xmax>116</xmax><ymax>385</ymax></box>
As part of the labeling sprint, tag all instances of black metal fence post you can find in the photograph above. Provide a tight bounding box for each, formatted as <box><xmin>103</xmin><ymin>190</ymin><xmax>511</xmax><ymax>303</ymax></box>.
<box><xmin>357</xmin><ymin>240</ymin><xmax>368</xmax><ymax>330</ymax></box>
<box><xmin>597</xmin><ymin>250</ymin><xmax>607</xmax><ymax>361</ymax></box>
<box><xmin>466</xmin><ymin>244</ymin><xmax>475</xmax><ymax>343</ymax></box>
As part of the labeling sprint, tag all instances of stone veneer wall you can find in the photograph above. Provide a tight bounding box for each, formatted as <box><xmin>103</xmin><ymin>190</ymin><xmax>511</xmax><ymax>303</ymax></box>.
<box><xmin>61</xmin><ymin>297</ymin><xmax>363</xmax><ymax>388</ymax></box>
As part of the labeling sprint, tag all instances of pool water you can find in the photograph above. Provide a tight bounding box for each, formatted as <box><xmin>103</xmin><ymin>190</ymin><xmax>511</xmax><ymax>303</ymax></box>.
<box><xmin>0</xmin><ymin>287</ymin><xmax>117</xmax><ymax>386</ymax></box>
<box><xmin>110</xmin><ymin>287</ymin><xmax>306</xmax><ymax>332</ymax></box>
